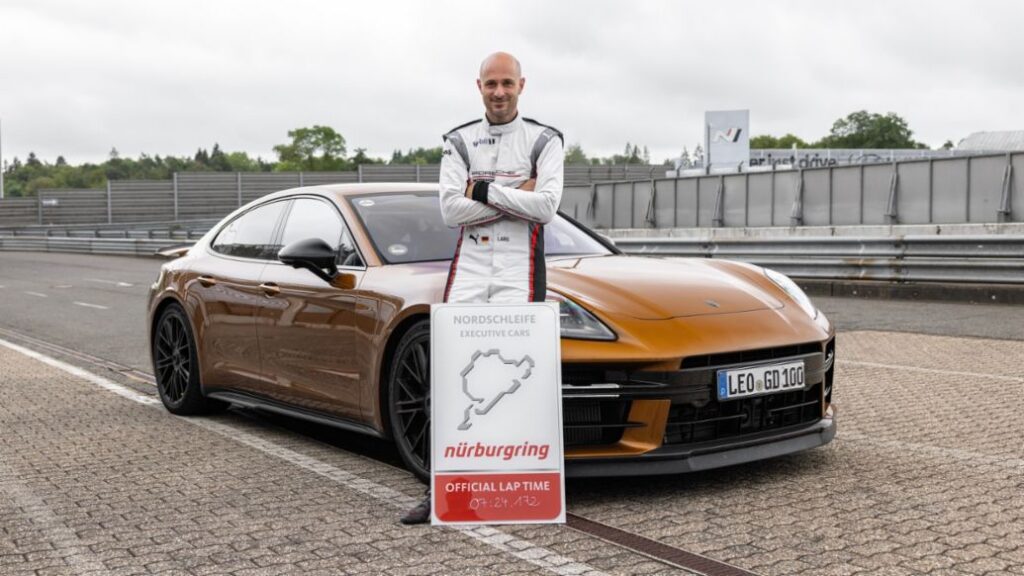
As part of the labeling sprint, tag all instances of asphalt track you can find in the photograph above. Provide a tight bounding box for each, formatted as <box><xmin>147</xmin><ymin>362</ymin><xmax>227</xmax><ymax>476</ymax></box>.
<box><xmin>0</xmin><ymin>252</ymin><xmax>1021</xmax><ymax>373</ymax></box>
<box><xmin>2</xmin><ymin>251</ymin><xmax>1023</xmax><ymax>575</ymax></box>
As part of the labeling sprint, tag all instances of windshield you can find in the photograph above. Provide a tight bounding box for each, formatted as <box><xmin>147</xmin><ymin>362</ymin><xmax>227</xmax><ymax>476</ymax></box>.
<box><xmin>349</xmin><ymin>192</ymin><xmax>612</xmax><ymax>264</ymax></box>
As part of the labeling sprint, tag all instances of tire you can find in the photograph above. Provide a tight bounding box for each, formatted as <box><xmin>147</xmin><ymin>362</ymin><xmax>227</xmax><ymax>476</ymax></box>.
<box><xmin>387</xmin><ymin>320</ymin><xmax>431</xmax><ymax>482</ymax></box>
<box><xmin>152</xmin><ymin>303</ymin><xmax>227</xmax><ymax>415</ymax></box>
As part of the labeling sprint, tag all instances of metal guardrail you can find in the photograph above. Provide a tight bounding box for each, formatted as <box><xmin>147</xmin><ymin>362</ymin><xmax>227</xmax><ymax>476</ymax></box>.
<box><xmin>2</xmin><ymin>232</ymin><xmax>1022</xmax><ymax>285</ymax></box>
<box><xmin>0</xmin><ymin>219</ymin><xmax>217</xmax><ymax>240</ymax></box>
<box><xmin>0</xmin><ymin>236</ymin><xmax>186</xmax><ymax>257</ymax></box>
<box><xmin>613</xmin><ymin>235</ymin><xmax>1024</xmax><ymax>284</ymax></box>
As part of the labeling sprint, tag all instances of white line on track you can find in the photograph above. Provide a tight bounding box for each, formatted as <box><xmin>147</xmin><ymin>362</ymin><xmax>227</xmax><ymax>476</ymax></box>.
<box><xmin>0</xmin><ymin>338</ymin><xmax>159</xmax><ymax>406</ymax></box>
<box><xmin>839</xmin><ymin>359</ymin><xmax>1024</xmax><ymax>382</ymax></box>
<box><xmin>85</xmin><ymin>278</ymin><xmax>134</xmax><ymax>287</ymax></box>
<box><xmin>73</xmin><ymin>301</ymin><xmax>110</xmax><ymax>310</ymax></box>
<box><xmin>0</xmin><ymin>337</ymin><xmax>607</xmax><ymax>576</ymax></box>
<box><xmin>24</xmin><ymin>291</ymin><xmax>47</xmax><ymax>298</ymax></box>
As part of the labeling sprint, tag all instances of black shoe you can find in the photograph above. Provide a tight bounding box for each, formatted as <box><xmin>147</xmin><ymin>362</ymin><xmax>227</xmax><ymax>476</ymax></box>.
<box><xmin>400</xmin><ymin>496</ymin><xmax>431</xmax><ymax>525</ymax></box>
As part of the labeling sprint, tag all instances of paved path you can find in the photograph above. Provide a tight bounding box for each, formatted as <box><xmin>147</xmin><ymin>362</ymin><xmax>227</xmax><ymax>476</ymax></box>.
<box><xmin>2</xmin><ymin>251</ymin><xmax>1023</xmax><ymax>574</ymax></box>
<box><xmin>569</xmin><ymin>330</ymin><xmax>1024</xmax><ymax>575</ymax></box>
<box><xmin>0</xmin><ymin>340</ymin><xmax>681</xmax><ymax>576</ymax></box>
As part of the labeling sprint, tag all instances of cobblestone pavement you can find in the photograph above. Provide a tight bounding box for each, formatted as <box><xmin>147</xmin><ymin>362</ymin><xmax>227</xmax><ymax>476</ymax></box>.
<box><xmin>568</xmin><ymin>330</ymin><xmax>1024</xmax><ymax>576</ymax></box>
<box><xmin>0</xmin><ymin>344</ymin><xmax>690</xmax><ymax>576</ymax></box>
<box><xmin>3</xmin><ymin>328</ymin><xmax>1023</xmax><ymax>575</ymax></box>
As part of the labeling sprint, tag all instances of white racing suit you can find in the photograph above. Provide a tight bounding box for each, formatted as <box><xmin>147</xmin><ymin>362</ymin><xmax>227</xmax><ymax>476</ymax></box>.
<box><xmin>439</xmin><ymin>114</ymin><xmax>564</xmax><ymax>304</ymax></box>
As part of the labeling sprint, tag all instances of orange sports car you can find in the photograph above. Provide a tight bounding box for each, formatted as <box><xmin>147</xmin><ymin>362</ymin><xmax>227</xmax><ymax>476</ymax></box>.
<box><xmin>148</xmin><ymin>183</ymin><xmax>835</xmax><ymax>479</ymax></box>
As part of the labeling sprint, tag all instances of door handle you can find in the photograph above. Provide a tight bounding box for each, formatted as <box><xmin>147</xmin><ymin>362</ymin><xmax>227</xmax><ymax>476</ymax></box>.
<box><xmin>260</xmin><ymin>282</ymin><xmax>281</xmax><ymax>296</ymax></box>
<box><xmin>197</xmin><ymin>275</ymin><xmax>217</xmax><ymax>287</ymax></box>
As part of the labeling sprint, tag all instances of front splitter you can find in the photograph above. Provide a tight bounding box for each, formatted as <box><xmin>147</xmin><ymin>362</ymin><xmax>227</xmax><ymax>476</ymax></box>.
<box><xmin>565</xmin><ymin>417</ymin><xmax>836</xmax><ymax>478</ymax></box>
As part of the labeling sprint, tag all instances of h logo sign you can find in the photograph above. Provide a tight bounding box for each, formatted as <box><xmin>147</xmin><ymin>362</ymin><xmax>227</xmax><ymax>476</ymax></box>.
<box><xmin>713</xmin><ymin>128</ymin><xmax>743</xmax><ymax>143</ymax></box>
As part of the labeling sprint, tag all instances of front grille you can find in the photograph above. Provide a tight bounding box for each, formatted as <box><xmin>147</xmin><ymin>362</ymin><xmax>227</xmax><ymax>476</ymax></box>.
<box><xmin>561</xmin><ymin>340</ymin><xmax>833</xmax><ymax>449</ymax></box>
<box><xmin>680</xmin><ymin>342</ymin><xmax>822</xmax><ymax>369</ymax></box>
<box><xmin>663</xmin><ymin>383</ymin><xmax>822</xmax><ymax>445</ymax></box>
<box><xmin>562</xmin><ymin>399</ymin><xmax>634</xmax><ymax>446</ymax></box>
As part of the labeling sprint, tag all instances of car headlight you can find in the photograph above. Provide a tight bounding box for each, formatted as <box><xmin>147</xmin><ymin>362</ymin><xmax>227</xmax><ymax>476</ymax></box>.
<box><xmin>764</xmin><ymin>268</ymin><xmax>818</xmax><ymax>319</ymax></box>
<box><xmin>546</xmin><ymin>293</ymin><xmax>616</xmax><ymax>341</ymax></box>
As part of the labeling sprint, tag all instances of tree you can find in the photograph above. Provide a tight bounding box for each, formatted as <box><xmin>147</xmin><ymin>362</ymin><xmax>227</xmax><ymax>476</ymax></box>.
<box><xmin>564</xmin><ymin>143</ymin><xmax>589</xmax><ymax>165</ymax></box>
<box><xmin>28</xmin><ymin>176</ymin><xmax>57</xmax><ymax>193</ymax></box>
<box><xmin>678</xmin><ymin>147</ymin><xmax>691</xmax><ymax>169</ymax></box>
<box><xmin>349</xmin><ymin>148</ymin><xmax>384</xmax><ymax>165</ymax></box>
<box><xmin>815</xmin><ymin>111</ymin><xmax>923</xmax><ymax>149</ymax></box>
<box><xmin>208</xmin><ymin>143</ymin><xmax>232</xmax><ymax>171</ymax></box>
<box><xmin>776</xmin><ymin>134</ymin><xmax>809</xmax><ymax>149</ymax></box>
<box><xmin>941</xmin><ymin>140</ymin><xmax>955</xmax><ymax>150</ymax></box>
<box><xmin>390</xmin><ymin>147</ymin><xmax>444</xmax><ymax>164</ymax></box>
<box><xmin>273</xmin><ymin>125</ymin><xmax>349</xmax><ymax>171</ymax></box>
<box><xmin>616</xmin><ymin>143</ymin><xmax>642</xmax><ymax>164</ymax></box>
<box><xmin>693</xmin><ymin>144</ymin><xmax>704</xmax><ymax>166</ymax></box>
<box><xmin>587</xmin><ymin>142</ymin><xmax>653</xmax><ymax>165</ymax></box>
<box><xmin>225</xmin><ymin>151</ymin><xmax>261</xmax><ymax>172</ymax></box>
<box><xmin>750</xmin><ymin>133</ymin><xmax>809</xmax><ymax>149</ymax></box>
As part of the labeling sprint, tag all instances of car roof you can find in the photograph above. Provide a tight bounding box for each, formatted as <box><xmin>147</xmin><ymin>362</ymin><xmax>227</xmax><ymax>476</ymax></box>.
<box><xmin>259</xmin><ymin>182</ymin><xmax>440</xmax><ymax>203</ymax></box>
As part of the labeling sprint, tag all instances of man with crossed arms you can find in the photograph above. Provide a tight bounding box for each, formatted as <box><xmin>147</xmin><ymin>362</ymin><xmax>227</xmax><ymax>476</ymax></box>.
<box><xmin>401</xmin><ymin>51</ymin><xmax>564</xmax><ymax>524</ymax></box>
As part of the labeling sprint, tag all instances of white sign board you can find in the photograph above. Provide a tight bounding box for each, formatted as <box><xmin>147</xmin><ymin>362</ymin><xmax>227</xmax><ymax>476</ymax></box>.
<box><xmin>705</xmin><ymin>109</ymin><xmax>750</xmax><ymax>170</ymax></box>
<box><xmin>430</xmin><ymin>302</ymin><xmax>565</xmax><ymax>525</ymax></box>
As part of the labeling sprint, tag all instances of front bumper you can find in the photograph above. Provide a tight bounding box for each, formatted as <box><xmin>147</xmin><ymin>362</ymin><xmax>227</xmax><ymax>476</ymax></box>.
<box><xmin>566</xmin><ymin>411</ymin><xmax>835</xmax><ymax>477</ymax></box>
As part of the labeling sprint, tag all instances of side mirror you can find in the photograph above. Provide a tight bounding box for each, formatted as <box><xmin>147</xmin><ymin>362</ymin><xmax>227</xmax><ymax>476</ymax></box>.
<box><xmin>279</xmin><ymin>238</ymin><xmax>338</xmax><ymax>283</ymax></box>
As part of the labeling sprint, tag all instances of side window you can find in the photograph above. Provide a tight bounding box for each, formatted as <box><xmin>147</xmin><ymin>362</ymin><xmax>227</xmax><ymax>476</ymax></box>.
<box><xmin>279</xmin><ymin>197</ymin><xmax>363</xmax><ymax>268</ymax></box>
<box><xmin>338</xmin><ymin>225</ymin><xmax>362</xmax><ymax>267</ymax></box>
<box><xmin>279</xmin><ymin>198</ymin><xmax>343</xmax><ymax>250</ymax></box>
<box><xmin>211</xmin><ymin>201</ymin><xmax>287</xmax><ymax>259</ymax></box>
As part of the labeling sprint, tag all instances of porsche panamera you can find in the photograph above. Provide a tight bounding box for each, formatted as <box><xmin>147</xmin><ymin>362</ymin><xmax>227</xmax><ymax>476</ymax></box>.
<box><xmin>148</xmin><ymin>183</ymin><xmax>836</xmax><ymax>480</ymax></box>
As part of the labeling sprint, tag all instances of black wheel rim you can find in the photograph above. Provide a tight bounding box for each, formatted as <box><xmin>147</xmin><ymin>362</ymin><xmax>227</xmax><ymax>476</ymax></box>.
<box><xmin>394</xmin><ymin>335</ymin><xmax>430</xmax><ymax>473</ymax></box>
<box><xmin>155</xmin><ymin>314</ymin><xmax>191</xmax><ymax>403</ymax></box>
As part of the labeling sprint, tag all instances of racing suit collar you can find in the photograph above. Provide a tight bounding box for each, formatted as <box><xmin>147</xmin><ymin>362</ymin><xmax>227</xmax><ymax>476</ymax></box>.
<box><xmin>485</xmin><ymin>113</ymin><xmax>523</xmax><ymax>135</ymax></box>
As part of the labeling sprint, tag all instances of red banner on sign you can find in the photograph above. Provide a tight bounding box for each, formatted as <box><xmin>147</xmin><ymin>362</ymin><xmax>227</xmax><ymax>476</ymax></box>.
<box><xmin>433</xmin><ymin>472</ymin><xmax>562</xmax><ymax>523</ymax></box>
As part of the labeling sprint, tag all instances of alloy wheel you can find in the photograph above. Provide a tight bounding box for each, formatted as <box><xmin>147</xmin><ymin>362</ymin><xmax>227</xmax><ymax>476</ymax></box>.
<box><xmin>392</xmin><ymin>327</ymin><xmax>431</xmax><ymax>477</ymax></box>
<box><xmin>154</xmin><ymin>312</ymin><xmax>192</xmax><ymax>404</ymax></box>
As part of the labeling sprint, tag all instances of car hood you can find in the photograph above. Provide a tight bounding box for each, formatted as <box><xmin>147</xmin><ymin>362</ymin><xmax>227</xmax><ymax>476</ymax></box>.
<box><xmin>548</xmin><ymin>255</ymin><xmax>783</xmax><ymax>320</ymax></box>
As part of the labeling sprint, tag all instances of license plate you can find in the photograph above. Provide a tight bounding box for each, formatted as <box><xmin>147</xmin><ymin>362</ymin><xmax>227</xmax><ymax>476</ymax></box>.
<box><xmin>717</xmin><ymin>360</ymin><xmax>805</xmax><ymax>400</ymax></box>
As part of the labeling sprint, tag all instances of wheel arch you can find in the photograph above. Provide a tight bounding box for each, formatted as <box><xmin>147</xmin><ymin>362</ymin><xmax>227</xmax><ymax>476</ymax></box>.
<box><xmin>149</xmin><ymin>295</ymin><xmax>187</xmax><ymax>348</ymax></box>
<box><xmin>149</xmin><ymin>292</ymin><xmax>228</xmax><ymax>415</ymax></box>
<box><xmin>149</xmin><ymin>294</ymin><xmax>198</xmax><ymax>379</ymax></box>
<box><xmin>377</xmin><ymin>311</ymin><xmax>430</xmax><ymax>440</ymax></box>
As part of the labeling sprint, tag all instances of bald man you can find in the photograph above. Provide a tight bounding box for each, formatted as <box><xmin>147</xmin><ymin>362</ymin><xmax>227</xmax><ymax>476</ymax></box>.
<box><xmin>400</xmin><ymin>52</ymin><xmax>564</xmax><ymax>525</ymax></box>
<box><xmin>438</xmin><ymin>51</ymin><xmax>564</xmax><ymax>305</ymax></box>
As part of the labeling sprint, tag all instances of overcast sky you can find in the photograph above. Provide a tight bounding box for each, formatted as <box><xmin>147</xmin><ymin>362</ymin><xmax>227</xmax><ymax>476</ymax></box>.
<box><xmin>1</xmin><ymin>0</ymin><xmax>1022</xmax><ymax>165</ymax></box>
